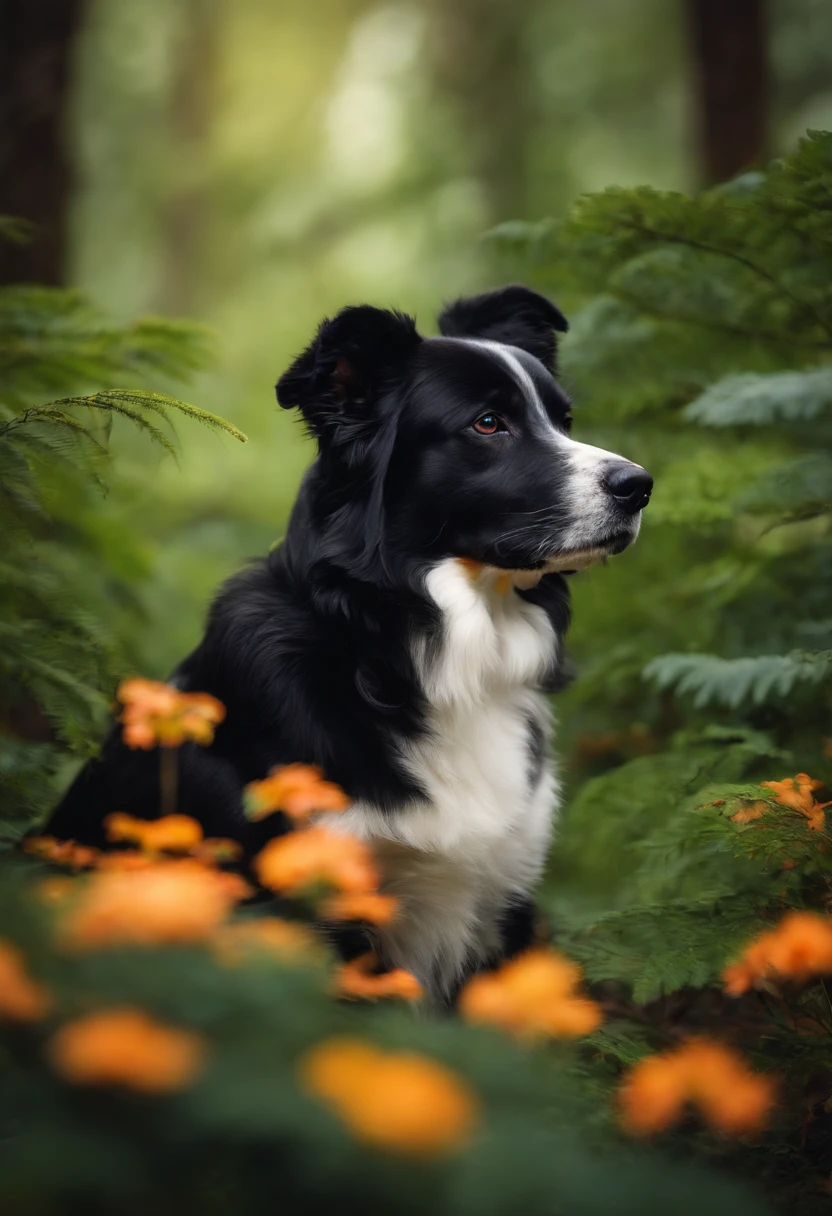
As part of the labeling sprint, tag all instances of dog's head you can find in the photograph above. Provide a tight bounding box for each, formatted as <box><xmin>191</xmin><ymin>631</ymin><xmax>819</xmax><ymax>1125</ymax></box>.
<box><xmin>277</xmin><ymin>286</ymin><xmax>651</xmax><ymax>577</ymax></box>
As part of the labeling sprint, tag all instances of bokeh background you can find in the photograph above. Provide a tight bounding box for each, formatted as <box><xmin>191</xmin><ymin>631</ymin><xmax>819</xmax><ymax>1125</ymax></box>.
<box><xmin>4</xmin><ymin>9</ymin><xmax>832</xmax><ymax>1211</ymax></box>
<box><xmin>3</xmin><ymin>0</ymin><xmax>830</xmax><ymax>674</ymax></box>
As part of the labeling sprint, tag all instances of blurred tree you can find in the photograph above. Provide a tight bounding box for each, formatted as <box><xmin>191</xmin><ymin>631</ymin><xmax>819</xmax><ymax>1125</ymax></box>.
<box><xmin>685</xmin><ymin>0</ymin><xmax>770</xmax><ymax>183</ymax></box>
<box><xmin>158</xmin><ymin>0</ymin><xmax>219</xmax><ymax>313</ymax></box>
<box><xmin>424</xmin><ymin>0</ymin><xmax>542</xmax><ymax>222</ymax></box>
<box><xmin>0</xmin><ymin>0</ymin><xmax>86</xmax><ymax>285</ymax></box>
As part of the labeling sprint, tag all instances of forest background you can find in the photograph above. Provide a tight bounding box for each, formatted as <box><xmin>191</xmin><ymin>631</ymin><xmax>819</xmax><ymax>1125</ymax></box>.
<box><xmin>3</xmin><ymin>2</ymin><xmax>832</xmax><ymax>1213</ymax></box>
<box><xmin>3</xmin><ymin>0</ymin><xmax>830</xmax><ymax>804</ymax></box>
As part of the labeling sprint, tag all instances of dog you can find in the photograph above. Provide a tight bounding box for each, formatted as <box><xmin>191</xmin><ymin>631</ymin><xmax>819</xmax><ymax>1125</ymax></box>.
<box><xmin>46</xmin><ymin>285</ymin><xmax>652</xmax><ymax>1004</ymax></box>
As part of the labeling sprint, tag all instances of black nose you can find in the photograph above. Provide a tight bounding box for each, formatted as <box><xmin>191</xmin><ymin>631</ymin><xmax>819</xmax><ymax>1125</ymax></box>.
<box><xmin>605</xmin><ymin>464</ymin><xmax>653</xmax><ymax>514</ymax></box>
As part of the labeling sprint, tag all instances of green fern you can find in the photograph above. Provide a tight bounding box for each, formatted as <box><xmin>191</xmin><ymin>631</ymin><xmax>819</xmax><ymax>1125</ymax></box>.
<box><xmin>686</xmin><ymin>367</ymin><xmax>832</xmax><ymax>426</ymax></box>
<box><xmin>644</xmin><ymin>651</ymin><xmax>832</xmax><ymax>708</ymax></box>
<box><xmin>0</xmin><ymin>271</ymin><xmax>246</xmax><ymax>831</ymax></box>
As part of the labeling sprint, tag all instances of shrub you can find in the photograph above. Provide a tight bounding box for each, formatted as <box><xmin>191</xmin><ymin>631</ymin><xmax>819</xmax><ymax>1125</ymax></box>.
<box><xmin>6</xmin><ymin>133</ymin><xmax>832</xmax><ymax>1212</ymax></box>
<box><xmin>0</xmin><ymin>265</ymin><xmax>244</xmax><ymax>831</ymax></box>
<box><xmin>494</xmin><ymin>130</ymin><xmax>832</xmax><ymax>1210</ymax></box>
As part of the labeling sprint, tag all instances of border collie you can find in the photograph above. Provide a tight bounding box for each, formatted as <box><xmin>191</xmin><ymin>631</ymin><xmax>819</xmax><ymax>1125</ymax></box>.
<box><xmin>47</xmin><ymin>285</ymin><xmax>652</xmax><ymax>1004</ymax></box>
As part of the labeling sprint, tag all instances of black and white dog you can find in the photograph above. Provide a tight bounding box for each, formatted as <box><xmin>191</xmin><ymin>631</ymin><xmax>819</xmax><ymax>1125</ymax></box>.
<box><xmin>47</xmin><ymin>286</ymin><xmax>651</xmax><ymax>1003</ymax></box>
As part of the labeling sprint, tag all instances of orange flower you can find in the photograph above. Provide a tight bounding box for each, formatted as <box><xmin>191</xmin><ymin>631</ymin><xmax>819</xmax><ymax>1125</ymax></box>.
<box><xmin>620</xmin><ymin>1039</ymin><xmax>774</xmax><ymax>1137</ymax></box>
<box><xmin>48</xmin><ymin>1008</ymin><xmax>205</xmax><ymax>1092</ymax></box>
<box><xmin>116</xmin><ymin>678</ymin><xmax>225</xmax><ymax>750</ymax></box>
<box><xmin>61</xmin><ymin>860</ymin><xmax>244</xmax><ymax>949</ymax></box>
<box><xmin>723</xmin><ymin>911</ymin><xmax>832</xmax><ymax>995</ymax></box>
<box><xmin>214</xmin><ymin>917</ymin><xmax>323</xmax><ymax>965</ymax></box>
<box><xmin>36</xmin><ymin>876</ymin><xmax>75</xmax><ymax>904</ymax></box>
<box><xmin>806</xmin><ymin>806</ymin><xmax>827</xmax><ymax>832</ymax></box>
<box><xmin>336</xmin><ymin>953</ymin><xmax>423</xmax><ymax>1002</ymax></box>
<box><xmin>320</xmin><ymin>891</ymin><xmax>399</xmax><ymax>926</ymax></box>
<box><xmin>23</xmin><ymin>836</ymin><xmax>100</xmax><ymax>870</ymax></box>
<box><xmin>761</xmin><ymin>774</ymin><xmax>830</xmax><ymax>831</ymax></box>
<box><xmin>105</xmin><ymin>813</ymin><xmax>203</xmax><ymax>853</ymax></box>
<box><xmin>0</xmin><ymin>939</ymin><xmax>51</xmax><ymax>1021</ymax></box>
<box><xmin>300</xmin><ymin>1037</ymin><xmax>477</xmax><ymax>1155</ymax></box>
<box><xmin>254</xmin><ymin>826</ymin><xmax>379</xmax><ymax>896</ymax></box>
<box><xmin>459</xmin><ymin>948</ymin><xmax>602</xmax><ymax>1039</ymax></box>
<box><xmin>94</xmin><ymin>851</ymin><xmax>155</xmax><ymax>871</ymax></box>
<box><xmin>730</xmin><ymin>801</ymin><xmax>768</xmax><ymax>825</ymax></box>
<box><xmin>245</xmin><ymin>763</ymin><xmax>350</xmax><ymax>823</ymax></box>
<box><xmin>192</xmin><ymin>837</ymin><xmax>243</xmax><ymax>864</ymax></box>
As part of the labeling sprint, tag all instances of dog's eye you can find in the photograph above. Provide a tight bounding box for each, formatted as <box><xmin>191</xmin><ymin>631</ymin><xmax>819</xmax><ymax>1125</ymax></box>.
<box><xmin>473</xmin><ymin>413</ymin><xmax>505</xmax><ymax>435</ymax></box>
<box><xmin>563</xmin><ymin>413</ymin><xmax>574</xmax><ymax>434</ymax></box>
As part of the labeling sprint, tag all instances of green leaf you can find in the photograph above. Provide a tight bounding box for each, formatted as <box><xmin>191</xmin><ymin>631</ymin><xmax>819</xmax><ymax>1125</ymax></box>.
<box><xmin>47</xmin><ymin>390</ymin><xmax>247</xmax><ymax>444</ymax></box>
<box><xmin>686</xmin><ymin>367</ymin><xmax>832</xmax><ymax>427</ymax></box>
<box><xmin>644</xmin><ymin>650</ymin><xmax>832</xmax><ymax>707</ymax></box>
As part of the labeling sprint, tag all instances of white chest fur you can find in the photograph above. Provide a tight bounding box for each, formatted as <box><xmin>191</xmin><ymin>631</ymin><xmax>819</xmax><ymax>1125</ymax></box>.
<box><xmin>328</xmin><ymin>559</ymin><xmax>559</xmax><ymax>1001</ymax></box>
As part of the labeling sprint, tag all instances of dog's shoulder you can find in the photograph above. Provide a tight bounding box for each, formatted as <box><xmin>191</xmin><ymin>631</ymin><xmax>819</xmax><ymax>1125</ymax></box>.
<box><xmin>179</xmin><ymin>552</ymin><xmax>428</xmax><ymax>808</ymax></box>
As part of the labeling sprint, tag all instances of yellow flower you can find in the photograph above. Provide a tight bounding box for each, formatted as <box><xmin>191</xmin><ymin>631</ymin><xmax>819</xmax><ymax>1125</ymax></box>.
<box><xmin>335</xmin><ymin>953</ymin><xmax>423</xmax><ymax>1002</ymax></box>
<box><xmin>300</xmin><ymin>1037</ymin><xmax>478</xmax><ymax>1155</ymax></box>
<box><xmin>48</xmin><ymin>1008</ymin><xmax>205</xmax><ymax>1092</ymax></box>
<box><xmin>116</xmin><ymin>678</ymin><xmax>225</xmax><ymax>750</ymax></box>
<box><xmin>254</xmin><ymin>826</ymin><xmax>379</xmax><ymax>896</ymax></box>
<box><xmin>459</xmin><ymin>948</ymin><xmax>602</xmax><ymax>1039</ymax></box>
<box><xmin>320</xmin><ymin>891</ymin><xmax>399</xmax><ymax>926</ymax></box>
<box><xmin>105</xmin><ymin>813</ymin><xmax>204</xmax><ymax>853</ymax></box>
<box><xmin>61</xmin><ymin>860</ymin><xmax>244</xmax><ymax>949</ymax></box>
<box><xmin>0</xmin><ymin>939</ymin><xmax>51</xmax><ymax>1021</ymax></box>
<box><xmin>723</xmin><ymin>911</ymin><xmax>832</xmax><ymax>995</ymax></box>
<box><xmin>245</xmin><ymin>763</ymin><xmax>350</xmax><ymax>823</ymax></box>
<box><xmin>620</xmin><ymin>1039</ymin><xmax>775</xmax><ymax>1137</ymax></box>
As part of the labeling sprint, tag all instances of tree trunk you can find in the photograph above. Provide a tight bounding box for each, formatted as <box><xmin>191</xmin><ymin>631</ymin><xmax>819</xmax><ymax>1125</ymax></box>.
<box><xmin>157</xmin><ymin>0</ymin><xmax>218</xmax><ymax>314</ymax></box>
<box><xmin>425</xmin><ymin>0</ymin><xmax>539</xmax><ymax>224</ymax></box>
<box><xmin>0</xmin><ymin>0</ymin><xmax>86</xmax><ymax>285</ymax></box>
<box><xmin>685</xmin><ymin>0</ymin><xmax>770</xmax><ymax>185</ymax></box>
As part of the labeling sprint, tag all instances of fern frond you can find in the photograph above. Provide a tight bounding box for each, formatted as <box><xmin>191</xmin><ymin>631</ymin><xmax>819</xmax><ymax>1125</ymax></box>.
<box><xmin>736</xmin><ymin>452</ymin><xmax>832</xmax><ymax>522</ymax></box>
<box><xmin>686</xmin><ymin>368</ymin><xmax>832</xmax><ymax>427</ymax></box>
<box><xmin>47</xmin><ymin>390</ymin><xmax>247</xmax><ymax>444</ymax></box>
<box><xmin>120</xmin><ymin>317</ymin><xmax>213</xmax><ymax>378</ymax></box>
<box><xmin>644</xmin><ymin>650</ymin><xmax>832</xmax><ymax>707</ymax></box>
<box><xmin>43</xmin><ymin>395</ymin><xmax>178</xmax><ymax>457</ymax></box>
<box><xmin>0</xmin><ymin>287</ymin><xmax>219</xmax><ymax>407</ymax></box>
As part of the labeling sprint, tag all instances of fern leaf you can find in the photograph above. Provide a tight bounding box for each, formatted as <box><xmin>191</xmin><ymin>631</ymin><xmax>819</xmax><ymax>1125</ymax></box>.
<box><xmin>47</xmin><ymin>390</ymin><xmax>247</xmax><ymax>444</ymax></box>
<box><xmin>736</xmin><ymin>453</ymin><xmax>832</xmax><ymax>522</ymax></box>
<box><xmin>644</xmin><ymin>650</ymin><xmax>832</xmax><ymax>707</ymax></box>
<box><xmin>686</xmin><ymin>368</ymin><xmax>832</xmax><ymax>427</ymax></box>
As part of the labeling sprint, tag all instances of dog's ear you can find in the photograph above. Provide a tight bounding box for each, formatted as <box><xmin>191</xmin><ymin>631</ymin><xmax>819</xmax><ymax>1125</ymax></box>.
<box><xmin>437</xmin><ymin>284</ymin><xmax>568</xmax><ymax>371</ymax></box>
<box><xmin>276</xmin><ymin>305</ymin><xmax>422</xmax><ymax>442</ymax></box>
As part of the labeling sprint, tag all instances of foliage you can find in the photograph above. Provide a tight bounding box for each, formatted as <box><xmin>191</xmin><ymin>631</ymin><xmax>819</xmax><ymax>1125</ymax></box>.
<box><xmin>0</xmin><ymin>789</ymin><xmax>771</xmax><ymax>1216</ymax></box>
<box><xmin>7</xmin><ymin>126</ymin><xmax>832</xmax><ymax>1212</ymax></box>
<box><xmin>0</xmin><ymin>275</ymin><xmax>244</xmax><ymax>831</ymax></box>
<box><xmin>493</xmin><ymin>131</ymin><xmax>832</xmax><ymax>1210</ymax></box>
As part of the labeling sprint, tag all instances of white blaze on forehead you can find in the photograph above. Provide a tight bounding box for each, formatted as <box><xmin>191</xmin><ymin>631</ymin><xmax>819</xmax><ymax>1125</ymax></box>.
<box><xmin>461</xmin><ymin>338</ymin><xmax>553</xmax><ymax>431</ymax></box>
<box><xmin>460</xmin><ymin>337</ymin><xmax>627</xmax><ymax>468</ymax></box>
<box><xmin>454</xmin><ymin>335</ymin><xmax>645</xmax><ymax>555</ymax></box>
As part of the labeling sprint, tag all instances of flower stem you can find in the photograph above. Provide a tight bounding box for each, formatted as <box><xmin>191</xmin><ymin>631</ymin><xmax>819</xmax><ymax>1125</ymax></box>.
<box><xmin>160</xmin><ymin>747</ymin><xmax>178</xmax><ymax>818</ymax></box>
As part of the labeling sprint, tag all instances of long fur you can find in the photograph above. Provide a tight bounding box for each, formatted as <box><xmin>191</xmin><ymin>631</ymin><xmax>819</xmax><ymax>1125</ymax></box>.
<box><xmin>46</xmin><ymin>284</ymin><xmax>651</xmax><ymax>1005</ymax></box>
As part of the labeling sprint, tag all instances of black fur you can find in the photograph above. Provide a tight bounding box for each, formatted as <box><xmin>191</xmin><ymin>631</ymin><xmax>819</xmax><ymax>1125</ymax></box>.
<box><xmin>49</xmin><ymin>286</ymin><xmax>581</xmax><ymax>849</ymax></box>
<box><xmin>45</xmin><ymin>285</ymin><xmax>649</xmax><ymax>989</ymax></box>
<box><xmin>438</xmin><ymin>284</ymin><xmax>568</xmax><ymax>372</ymax></box>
